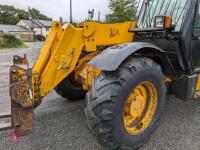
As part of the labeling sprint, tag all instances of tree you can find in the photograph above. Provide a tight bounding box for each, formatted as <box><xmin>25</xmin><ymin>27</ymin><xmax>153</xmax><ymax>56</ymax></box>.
<box><xmin>106</xmin><ymin>0</ymin><xmax>137</xmax><ymax>23</ymax></box>
<box><xmin>0</xmin><ymin>5</ymin><xmax>52</xmax><ymax>25</ymax></box>
<box><xmin>17</xmin><ymin>10</ymin><xmax>29</xmax><ymax>20</ymax></box>
<box><xmin>29</xmin><ymin>8</ymin><xmax>52</xmax><ymax>20</ymax></box>
<box><xmin>0</xmin><ymin>5</ymin><xmax>18</xmax><ymax>24</ymax></box>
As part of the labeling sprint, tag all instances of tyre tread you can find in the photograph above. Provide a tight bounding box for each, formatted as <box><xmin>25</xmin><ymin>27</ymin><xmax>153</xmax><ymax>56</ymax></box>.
<box><xmin>85</xmin><ymin>57</ymin><xmax>166</xmax><ymax>150</ymax></box>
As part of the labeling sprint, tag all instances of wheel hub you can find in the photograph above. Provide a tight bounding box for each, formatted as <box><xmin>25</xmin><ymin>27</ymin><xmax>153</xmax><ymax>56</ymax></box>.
<box><xmin>123</xmin><ymin>82</ymin><xmax>158</xmax><ymax>135</ymax></box>
<box><xmin>130</xmin><ymin>95</ymin><xmax>145</xmax><ymax>117</ymax></box>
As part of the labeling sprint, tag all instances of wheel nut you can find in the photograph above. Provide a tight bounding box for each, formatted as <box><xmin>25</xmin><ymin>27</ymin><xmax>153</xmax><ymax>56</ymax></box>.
<box><xmin>136</xmin><ymin>123</ymin><xmax>143</xmax><ymax>130</ymax></box>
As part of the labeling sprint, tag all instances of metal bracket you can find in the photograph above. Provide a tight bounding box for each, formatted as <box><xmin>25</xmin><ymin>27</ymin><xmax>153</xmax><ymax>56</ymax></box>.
<box><xmin>57</xmin><ymin>48</ymin><xmax>75</xmax><ymax>71</ymax></box>
<box><xmin>9</xmin><ymin>57</ymin><xmax>34</xmax><ymax>136</ymax></box>
<box><xmin>13</xmin><ymin>55</ymin><xmax>29</xmax><ymax>67</ymax></box>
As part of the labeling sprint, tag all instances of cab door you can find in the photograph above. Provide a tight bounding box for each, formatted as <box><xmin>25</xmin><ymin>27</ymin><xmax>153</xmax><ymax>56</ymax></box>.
<box><xmin>191</xmin><ymin>0</ymin><xmax>200</xmax><ymax>70</ymax></box>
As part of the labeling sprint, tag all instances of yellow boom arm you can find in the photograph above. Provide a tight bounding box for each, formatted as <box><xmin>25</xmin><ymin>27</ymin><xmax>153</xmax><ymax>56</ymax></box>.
<box><xmin>32</xmin><ymin>21</ymin><xmax>135</xmax><ymax>97</ymax></box>
<box><xmin>9</xmin><ymin>21</ymin><xmax>135</xmax><ymax>135</ymax></box>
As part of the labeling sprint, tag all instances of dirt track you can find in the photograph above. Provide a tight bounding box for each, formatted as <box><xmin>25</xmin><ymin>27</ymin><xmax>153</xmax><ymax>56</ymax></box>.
<box><xmin>1</xmin><ymin>42</ymin><xmax>200</xmax><ymax>150</ymax></box>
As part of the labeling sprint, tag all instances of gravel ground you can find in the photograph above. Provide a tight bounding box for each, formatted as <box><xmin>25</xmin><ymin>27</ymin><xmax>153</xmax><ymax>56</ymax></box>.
<box><xmin>1</xmin><ymin>42</ymin><xmax>200</xmax><ymax>150</ymax></box>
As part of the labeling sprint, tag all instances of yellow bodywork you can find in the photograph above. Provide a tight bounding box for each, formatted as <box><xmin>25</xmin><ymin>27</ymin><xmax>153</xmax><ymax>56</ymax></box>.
<box><xmin>74</xmin><ymin>51</ymin><xmax>102</xmax><ymax>91</ymax></box>
<box><xmin>31</xmin><ymin>21</ymin><xmax>135</xmax><ymax>98</ymax></box>
<box><xmin>194</xmin><ymin>74</ymin><xmax>200</xmax><ymax>99</ymax></box>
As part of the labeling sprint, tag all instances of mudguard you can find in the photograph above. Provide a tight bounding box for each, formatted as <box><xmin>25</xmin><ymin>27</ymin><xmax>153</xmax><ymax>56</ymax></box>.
<box><xmin>89</xmin><ymin>42</ymin><xmax>165</xmax><ymax>71</ymax></box>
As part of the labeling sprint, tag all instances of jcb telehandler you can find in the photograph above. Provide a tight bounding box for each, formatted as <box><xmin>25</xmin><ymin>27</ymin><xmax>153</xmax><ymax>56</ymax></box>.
<box><xmin>2</xmin><ymin>0</ymin><xmax>200</xmax><ymax>149</ymax></box>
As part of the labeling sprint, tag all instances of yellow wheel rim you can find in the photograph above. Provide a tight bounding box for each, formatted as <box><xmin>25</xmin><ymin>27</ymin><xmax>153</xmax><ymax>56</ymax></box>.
<box><xmin>123</xmin><ymin>81</ymin><xmax>158</xmax><ymax>135</ymax></box>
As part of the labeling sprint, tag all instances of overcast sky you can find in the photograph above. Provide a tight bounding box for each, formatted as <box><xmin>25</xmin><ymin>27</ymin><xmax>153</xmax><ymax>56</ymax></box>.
<box><xmin>0</xmin><ymin>0</ymin><xmax>109</xmax><ymax>22</ymax></box>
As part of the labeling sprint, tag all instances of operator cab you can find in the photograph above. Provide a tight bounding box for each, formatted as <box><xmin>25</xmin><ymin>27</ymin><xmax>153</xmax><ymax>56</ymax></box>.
<box><xmin>130</xmin><ymin>0</ymin><xmax>200</xmax><ymax>75</ymax></box>
<box><xmin>129</xmin><ymin>0</ymin><xmax>200</xmax><ymax>100</ymax></box>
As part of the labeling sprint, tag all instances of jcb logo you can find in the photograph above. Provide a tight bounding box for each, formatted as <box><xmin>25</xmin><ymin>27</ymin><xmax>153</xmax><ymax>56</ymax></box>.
<box><xmin>109</xmin><ymin>28</ymin><xmax>119</xmax><ymax>38</ymax></box>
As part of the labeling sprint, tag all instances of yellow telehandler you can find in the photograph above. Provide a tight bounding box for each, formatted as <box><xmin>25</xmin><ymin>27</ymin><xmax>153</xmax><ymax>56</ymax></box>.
<box><xmin>3</xmin><ymin>0</ymin><xmax>200</xmax><ymax>149</ymax></box>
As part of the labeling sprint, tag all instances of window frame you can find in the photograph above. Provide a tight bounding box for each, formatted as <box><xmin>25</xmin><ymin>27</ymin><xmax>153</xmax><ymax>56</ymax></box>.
<box><xmin>137</xmin><ymin>0</ymin><xmax>188</xmax><ymax>32</ymax></box>
<box><xmin>194</xmin><ymin>0</ymin><xmax>200</xmax><ymax>36</ymax></box>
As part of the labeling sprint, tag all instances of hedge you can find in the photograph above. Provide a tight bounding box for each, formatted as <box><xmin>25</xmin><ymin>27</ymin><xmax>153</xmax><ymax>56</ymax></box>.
<box><xmin>0</xmin><ymin>33</ymin><xmax>24</xmax><ymax>48</ymax></box>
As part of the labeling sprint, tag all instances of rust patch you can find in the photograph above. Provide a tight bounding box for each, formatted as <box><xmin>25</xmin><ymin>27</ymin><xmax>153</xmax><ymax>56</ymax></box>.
<box><xmin>10</xmin><ymin>81</ymin><xmax>33</xmax><ymax>108</ymax></box>
<box><xmin>9</xmin><ymin>66</ymin><xmax>26</xmax><ymax>85</ymax></box>
<box><xmin>13</xmin><ymin>55</ymin><xmax>29</xmax><ymax>66</ymax></box>
<box><xmin>9</xmin><ymin>64</ymin><xmax>34</xmax><ymax>136</ymax></box>
<box><xmin>11</xmin><ymin>101</ymin><xmax>33</xmax><ymax>136</ymax></box>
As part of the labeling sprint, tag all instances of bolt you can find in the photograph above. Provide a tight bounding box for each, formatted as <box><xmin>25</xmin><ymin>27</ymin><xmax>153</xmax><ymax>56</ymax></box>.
<box><xmin>136</xmin><ymin>122</ymin><xmax>143</xmax><ymax>130</ymax></box>
<box><xmin>56</xmin><ymin>23</ymin><xmax>59</xmax><ymax>27</ymax></box>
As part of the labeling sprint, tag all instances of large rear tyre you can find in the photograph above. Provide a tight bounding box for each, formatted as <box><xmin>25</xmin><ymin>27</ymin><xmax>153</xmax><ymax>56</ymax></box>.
<box><xmin>55</xmin><ymin>74</ymin><xmax>86</xmax><ymax>101</ymax></box>
<box><xmin>85</xmin><ymin>57</ymin><xmax>166</xmax><ymax>150</ymax></box>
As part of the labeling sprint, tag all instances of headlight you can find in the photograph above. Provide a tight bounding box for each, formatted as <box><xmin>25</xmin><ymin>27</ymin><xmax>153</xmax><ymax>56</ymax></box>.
<box><xmin>154</xmin><ymin>16</ymin><xmax>165</xmax><ymax>28</ymax></box>
<box><xmin>154</xmin><ymin>16</ymin><xmax>172</xmax><ymax>29</ymax></box>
